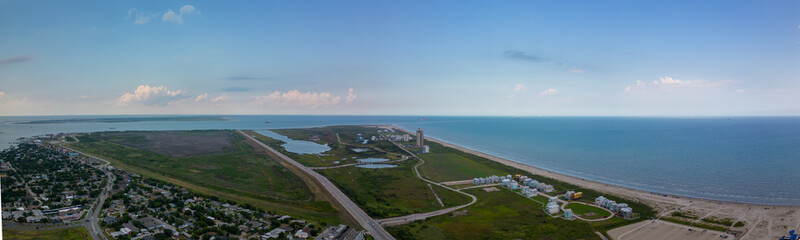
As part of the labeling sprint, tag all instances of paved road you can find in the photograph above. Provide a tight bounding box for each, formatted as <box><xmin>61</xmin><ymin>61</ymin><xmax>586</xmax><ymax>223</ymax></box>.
<box><xmin>377</xmin><ymin>141</ymin><xmax>478</xmax><ymax>226</ymax></box>
<box><xmin>61</xmin><ymin>144</ymin><xmax>115</xmax><ymax>240</ymax></box>
<box><xmin>237</xmin><ymin>130</ymin><xmax>396</xmax><ymax>240</ymax></box>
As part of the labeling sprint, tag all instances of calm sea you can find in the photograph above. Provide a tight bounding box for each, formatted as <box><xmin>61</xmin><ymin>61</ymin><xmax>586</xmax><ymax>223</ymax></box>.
<box><xmin>1</xmin><ymin>115</ymin><xmax>798</xmax><ymax>206</ymax></box>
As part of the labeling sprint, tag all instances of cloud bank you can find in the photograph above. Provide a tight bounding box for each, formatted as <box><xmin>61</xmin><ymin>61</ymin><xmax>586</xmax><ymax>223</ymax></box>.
<box><xmin>625</xmin><ymin>76</ymin><xmax>734</xmax><ymax>92</ymax></box>
<box><xmin>118</xmin><ymin>85</ymin><xmax>186</xmax><ymax>105</ymax></box>
<box><xmin>253</xmin><ymin>89</ymin><xmax>356</xmax><ymax>108</ymax></box>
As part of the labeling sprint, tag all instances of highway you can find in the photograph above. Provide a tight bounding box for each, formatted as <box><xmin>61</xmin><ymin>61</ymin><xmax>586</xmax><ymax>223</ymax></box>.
<box><xmin>237</xmin><ymin>130</ymin><xmax>396</xmax><ymax>240</ymax></box>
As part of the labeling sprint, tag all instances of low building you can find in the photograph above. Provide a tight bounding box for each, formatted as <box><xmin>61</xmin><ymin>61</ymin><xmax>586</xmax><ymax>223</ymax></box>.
<box><xmin>620</xmin><ymin>207</ymin><xmax>634</xmax><ymax>219</ymax></box>
<box><xmin>572</xmin><ymin>192</ymin><xmax>583</xmax><ymax>200</ymax></box>
<box><xmin>564</xmin><ymin>209</ymin><xmax>576</xmax><ymax>220</ymax></box>
<box><xmin>546</xmin><ymin>202</ymin><xmax>560</xmax><ymax>214</ymax></box>
<box><xmin>263</xmin><ymin>228</ymin><xmax>287</xmax><ymax>239</ymax></box>
<box><xmin>565</xmin><ymin>191</ymin><xmax>575</xmax><ymax>200</ymax></box>
<box><xmin>339</xmin><ymin>228</ymin><xmax>365</xmax><ymax>240</ymax></box>
<box><xmin>315</xmin><ymin>224</ymin><xmax>348</xmax><ymax>240</ymax></box>
<box><xmin>295</xmin><ymin>228</ymin><xmax>310</xmax><ymax>239</ymax></box>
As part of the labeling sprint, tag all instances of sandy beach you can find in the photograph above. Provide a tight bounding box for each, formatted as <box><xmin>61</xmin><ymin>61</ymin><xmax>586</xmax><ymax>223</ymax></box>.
<box><xmin>384</xmin><ymin>125</ymin><xmax>800</xmax><ymax>240</ymax></box>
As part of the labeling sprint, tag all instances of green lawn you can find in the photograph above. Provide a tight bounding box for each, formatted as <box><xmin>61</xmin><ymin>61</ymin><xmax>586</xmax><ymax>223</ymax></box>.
<box><xmin>565</xmin><ymin>202</ymin><xmax>611</xmax><ymax>220</ymax></box>
<box><xmin>69</xmin><ymin>130</ymin><xmax>342</xmax><ymax>225</ymax></box>
<box><xmin>388</xmin><ymin>188</ymin><xmax>601</xmax><ymax>240</ymax></box>
<box><xmin>3</xmin><ymin>227</ymin><xmax>91</xmax><ymax>240</ymax></box>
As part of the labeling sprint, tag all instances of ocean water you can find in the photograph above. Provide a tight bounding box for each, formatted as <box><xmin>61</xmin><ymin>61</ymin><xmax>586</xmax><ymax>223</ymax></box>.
<box><xmin>1</xmin><ymin>115</ymin><xmax>798</xmax><ymax>205</ymax></box>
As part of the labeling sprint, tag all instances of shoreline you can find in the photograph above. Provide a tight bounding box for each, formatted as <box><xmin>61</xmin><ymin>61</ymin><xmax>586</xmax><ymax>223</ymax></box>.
<box><xmin>385</xmin><ymin>125</ymin><xmax>800</xmax><ymax>239</ymax></box>
<box><xmin>384</xmin><ymin>125</ymin><xmax>794</xmax><ymax>208</ymax></box>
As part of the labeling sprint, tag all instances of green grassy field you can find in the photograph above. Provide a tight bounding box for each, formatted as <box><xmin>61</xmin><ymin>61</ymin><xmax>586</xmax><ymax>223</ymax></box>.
<box><xmin>565</xmin><ymin>203</ymin><xmax>611</xmax><ymax>220</ymax></box>
<box><xmin>388</xmin><ymin>188</ymin><xmax>601</xmax><ymax>240</ymax></box>
<box><xmin>418</xmin><ymin>153</ymin><xmax>507</xmax><ymax>182</ymax></box>
<box><xmin>318</xmin><ymin>157</ymin><xmax>472</xmax><ymax>218</ymax></box>
<box><xmin>253</xmin><ymin>126</ymin><xmax>473</xmax><ymax>219</ymax></box>
<box><xmin>415</xmin><ymin>140</ymin><xmax>518</xmax><ymax>183</ymax></box>
<box><xmin>3</xmin><ymin>227</ymin><xmax>91</xmax><ymax>240</ymax></box>
<box><xmin>69</xmin><ymin>130</ymin><xmax>343</xmax><ymax>225</ymax></box>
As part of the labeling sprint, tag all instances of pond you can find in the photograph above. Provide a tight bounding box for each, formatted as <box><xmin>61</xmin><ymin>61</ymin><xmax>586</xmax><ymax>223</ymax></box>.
<box><xmin>357</xmin><ymin>158</ymin><xmax>389</xmax><ymax>163</ymax></box>
<box><xmin>357</xmin><ymin>164</ymin><xmax>397</xmax><ymax>169</ymax></box>
<box><xmin>351</xmin><ymin>148</ymin><xmax>370</xmax><ymax>152</ymax></box>
<box><xmin>255</xmin><ymin>130</ymin><xmax>331</xmax><ymax>154</ymax></box>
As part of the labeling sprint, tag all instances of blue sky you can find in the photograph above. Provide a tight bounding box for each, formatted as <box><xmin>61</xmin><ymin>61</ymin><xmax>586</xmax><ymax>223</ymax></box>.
<box><xmin>0</xmin><ymin>1</ymin><xmax>798</xmax><ymax>116</ymax></box>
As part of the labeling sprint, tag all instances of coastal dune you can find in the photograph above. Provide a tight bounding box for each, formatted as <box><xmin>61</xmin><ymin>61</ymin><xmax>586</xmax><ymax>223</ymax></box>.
<box><xmin>385</xmin><ymin>125</ymin><xmax>800</xmax><ymax>240</ymax></box>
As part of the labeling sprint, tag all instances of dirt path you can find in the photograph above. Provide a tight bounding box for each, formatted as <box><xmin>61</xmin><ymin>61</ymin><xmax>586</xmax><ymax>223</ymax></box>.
<box><xmin>428</xmin><ymin>184</ymin><xmax>444</xmax><ymax>207</ymax></box>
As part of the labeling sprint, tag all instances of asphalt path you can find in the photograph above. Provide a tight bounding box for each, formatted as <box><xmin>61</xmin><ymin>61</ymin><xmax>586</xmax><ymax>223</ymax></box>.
<box><xmin>376</xmin><ymin>141</ymin><xmax>478</xmax><ymax>226</ymax></box>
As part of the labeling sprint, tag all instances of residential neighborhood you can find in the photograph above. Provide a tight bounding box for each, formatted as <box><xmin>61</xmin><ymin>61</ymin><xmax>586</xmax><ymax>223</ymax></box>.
<box><xmin>1</xmin><ymin>139</ymin><xmax>366</xmax><ymax>240</ymax></box>
<box><xmin>1</xmin><ymin>140</ymin><xmax>105</xmax><ymax>224</ymax></box>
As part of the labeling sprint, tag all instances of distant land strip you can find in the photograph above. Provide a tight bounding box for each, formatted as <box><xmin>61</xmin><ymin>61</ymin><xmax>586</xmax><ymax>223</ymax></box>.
<box><xmin>18</xmin><ymin>116</ymin><xmax>228</xmax><ymax>124</ymax></box>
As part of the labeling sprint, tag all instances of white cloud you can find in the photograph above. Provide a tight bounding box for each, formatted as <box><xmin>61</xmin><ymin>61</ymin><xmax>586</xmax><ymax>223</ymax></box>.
<box><xmin>345</xmin><ymin>88</ymin><xmax>357</xmax><ymax>103</ymax></box>
<box><xmin>127</xmin><ymin>8</ymin><xmax>158</xmax><ymax>24</ymax></box>
<box><xmin>195</xmin><ymin>93</ymin><xmax>209</xmax><ymax>102</ymax></box>
<box><xmin>253</xmin><ymin>89</ymin><xmax>356</xmax><ymax>108</ymax></box>
<box><xmin>540</xmin><ymin>88</ymin><xmax>559</xmax><ymax>96</ymax></box>
<box><xmin>162</xmin><ymin>10</ymin><xmax>182</xmax><ymax>24</ymax></box>
<box><xmin>163</xmin><ymin>5</ymin><xmax>197</xmax><ymax>24</ymax></box>
<box><xmin>211</xmin><ymin>94</ymin><xmax>228</xmax><ymax>103</ymax></box>
<box><xmin>0</xmin><ymin>91</ymin><xmax>5</xmax><ymax>100</ymax></box>
<box><xmin>513</xmin><ymin>84</ymin><xmax>528</xmax><ymax>92</ymax></box>
<box><xmin>79</xmin><ymin>95</ymin><xmax>91</xmax><ymax>99</ymax></box>
<box><xmin>653</xmin><ymin>76</ymin><xmax>686</xmax><ymax>85</ymax></box>
<box><xmin>566</xmin><ymin>69</ymin><xmax>586</xmax><ymax>74</ymax></box>
<box><xmin>627</xmin><ymin>76</ymin><xmax>734</xmax><ymax>93</ymax></box>
<box><xmin>736</xmin><ymin>89</ymin><xmax>745</xmax><ymax>93</ymax></box>
<box><xmin>118</xmin><ymin>85</ymin><xmax>185</xmax><ymax>105</ymax></box>
<box><xmin>179</xmin><ymin>5</ymin><xmax>196</xmax><ymax>15</ymax></box>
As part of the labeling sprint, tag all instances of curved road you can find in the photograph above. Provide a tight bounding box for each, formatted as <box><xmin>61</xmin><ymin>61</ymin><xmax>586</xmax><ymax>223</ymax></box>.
<box><xmin>376</xmin><ymin>141</ymin><xmax>478</xmax><ymax>226</ymax></box>
<box><xmin>237</xmin><ymin>130</ymin><xmax>396</xmax><ymax>240</ymax></box>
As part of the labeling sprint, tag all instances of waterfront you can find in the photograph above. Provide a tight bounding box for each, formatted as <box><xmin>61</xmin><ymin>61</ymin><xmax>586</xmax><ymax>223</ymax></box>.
<box><xmin>1</xmin><ymin>115</ymin><xmax>799</xmax><ymax>206</ymax></box>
